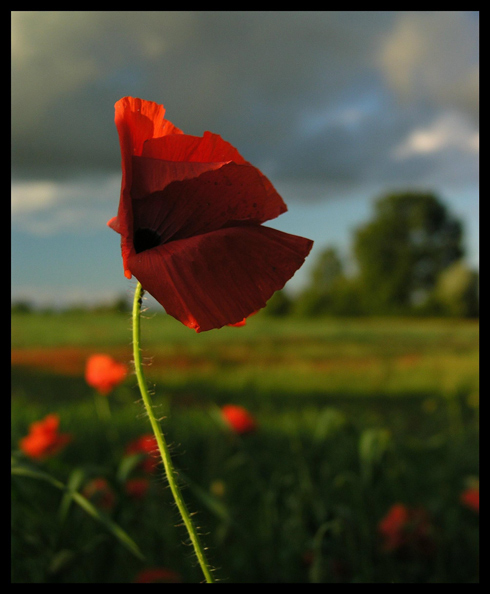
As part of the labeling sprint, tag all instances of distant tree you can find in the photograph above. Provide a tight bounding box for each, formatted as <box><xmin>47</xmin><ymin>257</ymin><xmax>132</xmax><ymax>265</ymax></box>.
<box><xmin>293</xmin><ymin>288</ymin><xmax>331</xmax><ymax>317</ymax></box>
<box><xmin>327</xmin><ymin>276</ymin><xmax>366</xmax><ymax>316</ymax></box>
<box><xmin>264</xmin><ymin>289</ymin><xmax>292</xmax><ymax>316</ymax></box>
<box><xmin>92</xmin><ymin>295</ymin><xmax>131</xmax><ymax>314</ymax></box>
<box><xmin>293</xmin><ymin>247</ymin><xmax>362</xmax><ymax>316</ymax></box>
<box><xmin>11</xmin><ymin>300</ymin><xmax>33</xmax><ymax>314</ymax></box>
<box><xmin>432</xmin><ymin>260</ymin><xmax>479</xmax><ymax>318</ymax></box>
<box><xmin>353</xmin><ymin>191</ymin><xmax>464</xmax><ymax>314</ymax></box>
<box><xmin>112</xmin><ymin>295</ymin><xmax>131</xmax><ymax>314</ymax></box>
<box><xmin>310</xmin><ymin>248</ymin><xmax>343</xmax><ymax>294</ymax></box>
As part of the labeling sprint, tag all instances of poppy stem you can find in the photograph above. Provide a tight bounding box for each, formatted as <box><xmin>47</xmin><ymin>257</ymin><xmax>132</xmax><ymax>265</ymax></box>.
<box><xmin>93</xmin><ymin>393</ymin><xmax>118</xmax><ymax>450</ymax></box>
<box><xmin>131</xmin><ymin>282</ymin><xmax>215</xmax><ymax>584</ymax></box>
<box><xmin>94</xmin><ymin>392</ymin><xmax>112</xmax><ymax>422</ymax></box>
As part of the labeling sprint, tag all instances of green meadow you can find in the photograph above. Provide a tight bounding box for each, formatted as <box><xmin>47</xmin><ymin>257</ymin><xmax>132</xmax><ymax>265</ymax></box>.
<box><xmin>11</xmin><ymin>311</ymin><xmax>479</xmax><ymax>583</ymax></box>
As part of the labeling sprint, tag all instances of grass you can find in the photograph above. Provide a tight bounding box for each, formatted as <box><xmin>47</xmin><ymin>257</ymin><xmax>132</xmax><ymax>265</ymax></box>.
<box><xmin>12</xmin><ymin>310</ymin><xmax>479</xmax><ymax>402</ymax></box>
<box><xmin>11</xmin><ymin>311</ymin><xmax>479</xmax><ymax>583</ymax></box>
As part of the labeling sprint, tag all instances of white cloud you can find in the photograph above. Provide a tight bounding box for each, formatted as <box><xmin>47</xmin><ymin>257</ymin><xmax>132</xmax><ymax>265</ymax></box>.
<box><xmin>11</xmin><ymin>174</ymin><xmax>121</xmax><ymax>235</ymax></box>
<box><xmin>393</xmin><ymin>111</ymin><xmax>479</xmax><ymax>159</ymax></box>
<box><xmin>11</xmin><ymin>180</ymin><xmax>60</xmax><ymax>214</ymax></box>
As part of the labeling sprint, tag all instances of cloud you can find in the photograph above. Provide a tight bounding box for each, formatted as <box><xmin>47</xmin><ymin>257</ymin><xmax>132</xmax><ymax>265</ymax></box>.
<box><xmin>377</xmin><ymin>11</ymin><xmax>479</xmax><ymax>121</ymax></box>
<box><xmin>393</xmin><ymin>111</ymin><xmax>479</xmax><ymax>159</ymax></box>
<box><xmin>11</xmin><ymin>11</ymin><xmax>479</xmax><ymax>195</ymax></box>
<box><xmin>11</xmin><ymin>180</ymin><xmax>60</xmax><ymax>215</ymax></box>
<box><xmin>11</xmin><ymin>174</ymin><xmax>120</xmax><ymax>235</ymax></box>
<box><xmin>11</xmin><ymin>11</ymin><xmax>196</xmax><ymax>135</ymax></box>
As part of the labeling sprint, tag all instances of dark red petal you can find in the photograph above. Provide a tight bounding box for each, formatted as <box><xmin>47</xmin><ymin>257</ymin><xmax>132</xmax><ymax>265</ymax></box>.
<box><xmin>130</xmin><ymin>156</ymin><xmax>227</xmax><ymax>201</ymax></box>
<box><xmin>127</xmin><ymin>226</ymin><xmax>313</xmax><ymax>332</ymax></box>
<box><xmin>131</xmin><ymin>162</ymin><xmax>287</xmax><ymax>245</ymax></box>
<box><xmin>141</xmin><ymin>130</ymin><xmax>247</xmax><ymax>165</ymax></box>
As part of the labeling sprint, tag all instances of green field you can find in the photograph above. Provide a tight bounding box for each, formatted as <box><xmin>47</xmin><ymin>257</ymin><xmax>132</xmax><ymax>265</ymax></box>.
<box><xmin>11</xmin><ymin>312</ymin><xmax>479</xmax><ymax>583</ymax></box>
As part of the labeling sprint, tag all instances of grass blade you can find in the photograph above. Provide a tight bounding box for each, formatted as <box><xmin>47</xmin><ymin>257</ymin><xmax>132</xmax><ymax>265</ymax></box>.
<box><xmin>11</xmin><ymin>458</ymin><xmax>144</xmax><ymax>561</ymax></box>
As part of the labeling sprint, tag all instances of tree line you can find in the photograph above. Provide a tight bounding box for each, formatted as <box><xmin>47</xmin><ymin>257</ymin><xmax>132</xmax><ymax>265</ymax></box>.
<box><xmin>12</xmin><ymin>191</ymin><xmax>478</xmax><ymax>319</ymax></box>
<box><xmin>266</xmin><ymin>190</ymin><xmax>479</xmax><ymax>318</ymax></box>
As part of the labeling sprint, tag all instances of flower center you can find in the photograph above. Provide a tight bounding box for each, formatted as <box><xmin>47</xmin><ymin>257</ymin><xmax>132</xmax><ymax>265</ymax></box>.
<box><xmin>133</xmin><ymin>228</ymin><xmax>162</xmax><ymax>254</ymax></box>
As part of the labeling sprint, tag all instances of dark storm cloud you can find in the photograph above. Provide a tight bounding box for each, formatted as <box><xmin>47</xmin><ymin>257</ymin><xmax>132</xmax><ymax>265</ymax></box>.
<box><xmin>12</xmin><ymin>11</ymin><xmax>479</xmax><ymax>194</ymax></box>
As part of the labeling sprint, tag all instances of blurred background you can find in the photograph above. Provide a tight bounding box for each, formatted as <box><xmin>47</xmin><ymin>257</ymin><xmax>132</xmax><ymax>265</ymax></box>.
<box><xmin>11</xmin><ymin>11</ymin><xmax>478</xmax><ymax>584</ymax></box>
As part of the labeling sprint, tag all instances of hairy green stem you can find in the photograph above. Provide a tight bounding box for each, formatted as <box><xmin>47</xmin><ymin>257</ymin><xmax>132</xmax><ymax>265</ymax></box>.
<box><xmin>132</xmin><ymin>282</ymin><xmax>215</xmax><ymax>583</ymax></box>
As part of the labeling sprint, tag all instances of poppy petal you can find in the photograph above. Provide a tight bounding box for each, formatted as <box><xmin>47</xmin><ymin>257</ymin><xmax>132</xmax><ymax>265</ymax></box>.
<box><xmin>141</xmin><ymin>130</ymin><xmax>248</xmax><ymax>165</ymax></box>
<box><xmin>113</xmin><ymin>97</ymin><xmax>184</xmax><ymax>276</ymax></box>
<box><xmin>131</xmin><ymin>162</ymin><xmax>287</xmax><ymax>245</ymax></box>
<box><xmin>115</xmin><ymin>96</ymin><xmax>182</xmax><ymax>159</ymax></box>
<box><xmin>127</xmin><ymin>225</ymin><xmax>313</xmax><ymax>332</ymax></box>
<box><xmin>130</xmin><ymin>156</ymin><xmax>228</xmax><ymax>201</ymax></box>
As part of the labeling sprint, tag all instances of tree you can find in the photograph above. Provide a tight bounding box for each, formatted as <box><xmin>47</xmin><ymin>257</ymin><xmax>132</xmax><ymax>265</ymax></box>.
<box><xmin>293</xmin><ymin>247</ymin><xmax>364</xmax><ymax>316</ymax></box>
<box><xmin>310</xmin><ymin>247</ymin><xmax>343</xmax><ymax>294</ymax></box>
<box><xmin>264</xmin><ymin>289</ymin><xmax>292</xmax><ymax>317</ymax></box>
<box><xmin>353</xmin><ymin>191</ymin><xmax>464</xmax><ymax>314</ymax></box>
<box><xmin>11</xmin><ymin>300</ymin><xmax>33</xmax><ymax>314</ymax></box>
<box><xmin>433</xmin><ymin>260</ymin><xmax>479</xmax><ymax>318</ymax></box>
<box><xmin>293</xmin><ymin>247</ymin><xmax>343</xmax><ymax>316</ymax></box>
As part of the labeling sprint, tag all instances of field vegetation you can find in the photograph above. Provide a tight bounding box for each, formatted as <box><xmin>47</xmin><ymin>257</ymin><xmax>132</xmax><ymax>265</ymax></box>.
<box><xmin>11</xmin><ymin>310</ymin><xmax>479</xmax><ymax>583</ymax></box>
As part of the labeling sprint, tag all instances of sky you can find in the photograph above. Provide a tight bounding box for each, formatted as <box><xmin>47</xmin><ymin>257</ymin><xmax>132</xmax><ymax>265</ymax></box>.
<box><xmin>11</xmin><ymin>11</ymin><xmax>479</xmax><ymax>309</ymax></box>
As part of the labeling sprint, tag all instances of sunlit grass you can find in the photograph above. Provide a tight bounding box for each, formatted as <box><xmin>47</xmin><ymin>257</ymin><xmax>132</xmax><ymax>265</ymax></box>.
<box><xmin>12</xmin><ymin>312</ymin><xmax>479</xmax><ymax>402</ymax></box>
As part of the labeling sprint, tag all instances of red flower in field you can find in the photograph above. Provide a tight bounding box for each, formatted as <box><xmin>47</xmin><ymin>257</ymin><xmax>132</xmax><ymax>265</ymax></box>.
<box><xmin>19</xmin><ymin>414</ymin><xmax>72</xmax><ymax>460</ymax></box>
<box><xmin>134</xmin><ymin>567</ymin><xmax>181</xmax><ymax>583</ymax></box>
<box><xmin>108</xmin><ymin>96</ymin><xmax>313</xmax><ymax>332</ymax></box>
<box><xmin>125</xmin><ymin>477</ymin><xmax>150</xmax><ymax>500</ymax></box>
<box><xmin>221</xmin><ymin>404</ymin><xmax>257</xmax><ymax>435</ymax></box>
<box><xmin>460</xmin><ymin>487</ymin><xmax>479</xmax><ymax>513</ymax></box>
<box><xmin>378</xmin><ymin>503</ymin><xmax>433</xmax><ymax>554</ymax></box>
<box><xmin>85</xmin><ymin>354</ymin><xmax>128</xmax><ymax>395</ymax></box>
<box><xmin>125</xmin><ymin>434</ymin><xmax>159</xmax><ymax>474</ymax></box>
<box><xmin>82</xmin><ymin>477</ymin><xmax>116</xmax><ymax>511</ymax></box>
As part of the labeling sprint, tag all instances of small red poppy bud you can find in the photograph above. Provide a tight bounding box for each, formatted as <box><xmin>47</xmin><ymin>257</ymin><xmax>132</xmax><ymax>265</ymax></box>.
<box><xmin>221</xmin><ymin>404</ymin><xmax>257</xmax><ymax>435</ymax></box>
<box><xmin>19</xmin><ymin>414</ymin><xmax>72</xmax><ymax>460</ymax></box>
<box><xmin>85</xmin><ymin>354</ymin><xmax>127</xmax><ymax>395</ymax></box>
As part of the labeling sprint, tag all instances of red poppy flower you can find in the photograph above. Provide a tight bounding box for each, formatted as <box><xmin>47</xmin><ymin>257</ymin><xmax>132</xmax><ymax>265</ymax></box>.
<box><xmin>19</xmin><ymin>413</ymin><xmax>72</xmax><ymax>460</ymax></box>
<box><xmin>108</xmin><ymin>96</ymin><xmax>313</xmax><ymax>332</ymax></box>
<box><xmin>134</xmin><ymin>567</ymin><xmax>181</xmax><ymax>583</ymax></box>
<box><xmin>460</xmin><ymin>487</ymin><xmax>479</xmax><ymax>513</ymax></box>
<box><xmin>82</xmin><ymin>477</ymin><xmax>116</xmax><ymax>511</ymax></box>
<box><xmin>378</xmin><ymin>503</ymin><xmax>433</xmax><ymax>553</ymax></box>
<box><xmin>221</xmin><ymin>404</ymin><xmax>257</xmax><ymax>435</ymax></box>
<box><xmin>85</xmin><ymin>354</ymin><xmax>128</xmax><ymax>395</ymax></box>
<box><xmin>125</xmin><ymin>477</ymin><xmax>150</xmax><ymax>500</ymax></box>
<box><xmin>125</xmin><ymin>434</ymin><xmax>159</xmax><ymax>474</ymax></box>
